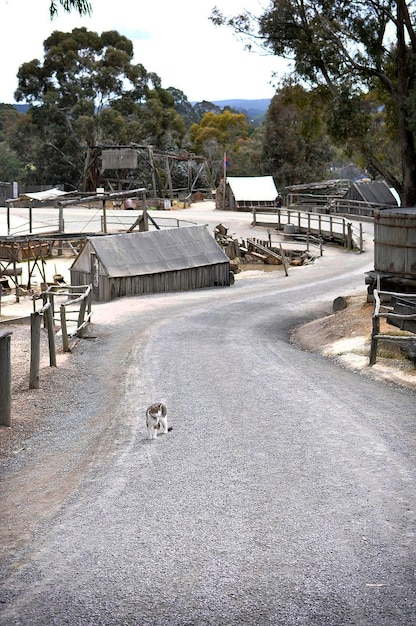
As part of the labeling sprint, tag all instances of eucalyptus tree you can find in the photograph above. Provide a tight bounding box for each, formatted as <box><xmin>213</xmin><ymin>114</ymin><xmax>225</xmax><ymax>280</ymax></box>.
<box><xmin>212</xmin><ymin>0</ymin><xmax>416</xmax><ymax>205</ymax></box>
<box><xmin>167</xmin><ymin>87</ymin><xmax>199</xmax><ymax>128</ymax></box>
<box><xmin>189</xmin><ymin>110</ymin><xmax>249</xmax><ymax>181</ymax></box>
<box><xmin>49</xmin><ymin>0</ymin><xmax>92</xmax><ymax>18</ymax></box>
<box><xmin>14</xmin><ymin>28</ymin><xmax>186</xmax><ymax>188</ymax></box>
<box><xmin>261</xmin><ymin>84</ymin><xmax>334</xmax><ymax>187</ymax></box>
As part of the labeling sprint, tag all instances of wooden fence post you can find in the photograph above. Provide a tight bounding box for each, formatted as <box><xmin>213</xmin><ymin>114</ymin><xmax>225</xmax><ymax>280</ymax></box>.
<box><xmin>76</xmin><ymin>297</ymin><xmax>87</xmax><ymax>338</ymax></box>
<box><xmin>60</xmin><ymin>304</ymin><xmax>69</xmax><ymax>353</ymax></box>
<box><xmin>279</xmin><ymin>244</ymin><xmax>289</xmax><ymax>277</ymax></box>
<box><xmin>347</xmin><ymin>223</ymin><xmax>353</xmax><ymax>249</ymax></box>
<box><xmin>45</xmin><ymin>305</ymin><xmax>57</xmax><ymax>367</ymax></box>
<box><xmin>0</xmin><ymin>330</ymin><xmax>13</xmax><ymax>426</ymax></box>
<box><xmin>30</xmin><ymin>312</ymin><xmax>41</xmax><ymax>389</ymax></box>
<box><xmin>369</xmin><ymin>314</ymin><xmax>380</xmax><ymax>365</ymax></box>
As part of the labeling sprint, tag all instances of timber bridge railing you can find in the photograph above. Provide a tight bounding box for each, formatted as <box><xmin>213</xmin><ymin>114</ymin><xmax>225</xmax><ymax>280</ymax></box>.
<box><xmin>252</xmin><ymin>207</ymin><xmax>364</xmax><ymax>252</ymax></box>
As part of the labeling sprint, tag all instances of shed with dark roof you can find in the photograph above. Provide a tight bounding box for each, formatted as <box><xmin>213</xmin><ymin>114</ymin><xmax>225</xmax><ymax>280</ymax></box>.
<box><xmin>343</xmin><ymin>180</ymin><xmax>398</xmax><ymax>207</ymax></box>
<box><xmin>69</xmin><ymin>225</ymin><xmax>231</xmax><ymax>302</ymax></box>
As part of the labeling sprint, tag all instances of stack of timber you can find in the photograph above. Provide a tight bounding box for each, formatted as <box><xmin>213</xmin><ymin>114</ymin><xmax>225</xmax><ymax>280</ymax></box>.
<box><xmin>213</xmin><ymin>224</ymin><xmax>314</xmax><ymax>272</ymax></box>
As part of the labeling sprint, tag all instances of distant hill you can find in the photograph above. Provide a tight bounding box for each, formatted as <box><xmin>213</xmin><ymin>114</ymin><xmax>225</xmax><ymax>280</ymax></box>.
<box><xmin>212</xmin><ymin>98</ymin><xmax>270</xmax><ymax>112</ymax></box>
<box><xmin>10</xmin><ymin>98</ymin><xmax>271</xmax><ymax>122</ymax></box>
<box><xmin>12</xmin><ymin>104</ymin><xmax>30</xmax><ymax>113</ymax></box>
<box><xmin>212</xmin><ymin>98</ymin><xmax>271</xmax><ymax>122</ymax></box>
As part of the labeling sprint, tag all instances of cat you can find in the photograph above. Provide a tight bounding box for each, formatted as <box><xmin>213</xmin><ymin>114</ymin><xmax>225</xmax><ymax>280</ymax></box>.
<box><xmin>145</xmin><ymin>402</ymin><xmax>170</xmax><ymax>440</ymax></box>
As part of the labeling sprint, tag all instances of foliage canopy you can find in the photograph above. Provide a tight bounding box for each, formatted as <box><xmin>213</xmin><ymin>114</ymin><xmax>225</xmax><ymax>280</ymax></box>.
<box><xmin>12</xmin><ymin>28</ymin><xmax>186</xmax><ymax>189</ymax></box>
<box><xmin>49</xmin><ymin>0</ymin><xmax>92</xmax><ymax>18</ymax></box>
<box><xmin>212</xmin><ymin>0</ymin><xmax>416</xmax><ymax>205</ymax></box>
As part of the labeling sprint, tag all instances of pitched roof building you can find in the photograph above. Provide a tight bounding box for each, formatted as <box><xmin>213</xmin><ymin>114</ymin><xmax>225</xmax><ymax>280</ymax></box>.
<box><xmin>70</xmin><ymin>225</ymin><xmax>231</xmax><ymax>301</ymax></box>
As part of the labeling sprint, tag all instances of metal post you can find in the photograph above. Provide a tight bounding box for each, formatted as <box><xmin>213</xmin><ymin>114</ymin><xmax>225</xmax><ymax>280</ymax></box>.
<box><xmin>102</xmin><ymin>197</ymin><xmax>107</xmax><ymax>233</ymax></box>
<box><xmin>58</xmin><ymin>206</ymin><xmax>64</xmax><ymax>233</ymax></box>
<box><xmin>58</xmin><ymin>206</ymin><xmax>64</xmax><ymax>256</ymax></box>
<box><xmin>0</xmin><ymin>330</ymin><xmax>13</xmax><ymax>426</ymax></box>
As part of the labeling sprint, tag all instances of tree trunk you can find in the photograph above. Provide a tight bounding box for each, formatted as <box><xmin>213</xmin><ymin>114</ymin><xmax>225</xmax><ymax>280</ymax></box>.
<box><xmin>397</xmin><ymin>1</ymin><xmax>416</xmax><ymax>206</ymax></box>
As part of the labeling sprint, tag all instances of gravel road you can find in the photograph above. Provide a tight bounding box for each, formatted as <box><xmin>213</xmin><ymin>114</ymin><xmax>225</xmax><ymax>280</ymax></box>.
<box><xmin>0</xmin><ymin>220</ymin><xmax>415</xmax><ymax>625</ymax></box>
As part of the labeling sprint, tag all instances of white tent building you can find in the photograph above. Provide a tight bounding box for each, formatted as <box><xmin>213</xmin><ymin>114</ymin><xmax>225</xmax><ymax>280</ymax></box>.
<box><xmin>217</xmin><ymin>176</ymin><xmax>278</xmax><ymax>211</ymax></box>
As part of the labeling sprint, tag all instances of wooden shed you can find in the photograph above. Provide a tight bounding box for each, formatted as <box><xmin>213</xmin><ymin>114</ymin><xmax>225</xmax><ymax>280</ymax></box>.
<box><xmin>343</xmin><ymin>180</ymin><xmax>398</xmax><ymax>208</ymax></box>
<box><xmin>216</xmin><ymin>176</ymin><xmax>278</xmax><ymax>211</ymax></box>
<box><xmin>69</xmin><ymin>225</ymin><xmax>231</xmax><ymax>302</ymax></box>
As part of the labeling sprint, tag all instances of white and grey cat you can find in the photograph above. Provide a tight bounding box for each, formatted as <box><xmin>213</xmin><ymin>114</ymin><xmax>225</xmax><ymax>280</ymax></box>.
<box><xmin>146</xmin><ymin>402</ymin><xmax>170</xmax><ymax>439</ymax></box>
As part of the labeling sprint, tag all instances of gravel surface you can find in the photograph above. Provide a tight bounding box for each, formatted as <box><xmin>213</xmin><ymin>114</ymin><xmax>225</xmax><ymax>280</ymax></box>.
<box><xmin>0</xmin><ymin>213</ymin><xmax>415</xmax><ymax>625</ymax></box>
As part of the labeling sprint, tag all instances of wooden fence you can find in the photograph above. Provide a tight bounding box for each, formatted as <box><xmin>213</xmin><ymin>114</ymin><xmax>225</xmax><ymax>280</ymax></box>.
<box><xmin>29</xmin><ymin>284</ymin><xmax>92</xmax><ymax>389</ymax></box>
<box><xmin>369</xmin><ymin>290</ymin><xmax>416</xmax><ymax>365</ymax></box>
<box><xmin>40</xmin><ymin>284</ymin><xmax>93</xmax><ymax>352</ymax></box>
<box><xmin>283</xmin><ymin>192</ymin><xmax>394</xmax><ymax>218</ymax></box>
<box><xmin>30</xmin><ymin>300</ymin><xmax>56</xmax><ymax>389</ymax></box>
<box><xmin>252</xmin><ymin>207</ymin><xmax>364</xmax><ymax>252</ymax></box>
<box><xmin>264</xmin><ymin>229</ymin><xmax>323</xmax><ymax>256</ymax></box>
<box><xmin>0</xmin><ymin>284</ymin><xmax>93</xmax><ymax>425</ymax></box>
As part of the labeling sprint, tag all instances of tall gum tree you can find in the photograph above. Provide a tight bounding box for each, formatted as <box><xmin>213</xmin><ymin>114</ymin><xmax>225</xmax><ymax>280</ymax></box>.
<box><xmin>13</xmin><ymin>28</ymin><xmax>185</xmax><ymax>189</ymax></box>
<box><xmin>212</xmin><ymin>0</ymin><xmax>416</xmax><ymax>205</ymax></box>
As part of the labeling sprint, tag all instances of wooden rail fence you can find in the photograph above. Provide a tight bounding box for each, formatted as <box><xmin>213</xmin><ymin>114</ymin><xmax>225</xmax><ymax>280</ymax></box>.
<box><xmin>369</xmin><ymin>290</ymin><xmax>416</xmax><ymax>365</ymax></box>
<box><xmin>29</xmin><ymin>284</ymin><xmax>92</xmax><ymax>389</ymax></box>
<box><xmin>1</xmin><ymin>284</ymin><xmax>93</xmax><ymax>424</ymax></box>
<box><xmin>252</xmin><ymin>207</ymin><xmax>364</xmax><ymax>252</ymax></box>
<box><xmin>30</xmin><ymin>299</ymin><xmax>56</xmax><ymax>389</ymax></box>
<box><xmin>40</xmin><ymin>284</ymin><xmax>92</xmax><ymax>353</ymax></box>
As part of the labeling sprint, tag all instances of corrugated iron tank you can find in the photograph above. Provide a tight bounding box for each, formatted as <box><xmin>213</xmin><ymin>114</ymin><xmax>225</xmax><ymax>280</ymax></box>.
<box><xmin>374</xmin><ymin>207</ymin><xmax>416</xmax><ymax>278</ymax></box>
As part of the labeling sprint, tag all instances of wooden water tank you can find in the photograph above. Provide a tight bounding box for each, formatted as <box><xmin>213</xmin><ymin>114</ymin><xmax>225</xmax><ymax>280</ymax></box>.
<box><xmin>374</xmin><ymin>208</ymin><xmax>416</xmax><ymax>279</ymax></box>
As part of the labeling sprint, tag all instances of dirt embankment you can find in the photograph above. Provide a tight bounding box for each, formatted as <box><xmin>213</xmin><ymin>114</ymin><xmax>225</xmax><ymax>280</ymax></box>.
<box><xmin>292</xmin><ymin>294</ymin><xmax>416</xmax><ymax>390</ymax></box>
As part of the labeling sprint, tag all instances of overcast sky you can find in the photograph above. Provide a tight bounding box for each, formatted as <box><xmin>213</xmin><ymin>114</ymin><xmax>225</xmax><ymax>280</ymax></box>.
<box><xmin>0</xmin><ymin>0</ymin><xmax>288</xmax><ymax>105</ymax></box>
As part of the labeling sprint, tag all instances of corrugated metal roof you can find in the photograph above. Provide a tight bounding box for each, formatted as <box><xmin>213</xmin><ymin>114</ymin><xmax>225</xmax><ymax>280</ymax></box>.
<box><xmin>344</xmin><ymin>181</ymin><xmax>398</xmax><ymax>206</ymax></box>
<box><xmin>79</xmin><ymin>225</ymin><xmax>229</xmax><ymax>277</ymax></box>
<box><xmin>227</xmin><ymin>176</ymin><xmax>278</xmax><ymax>201</ymax></box>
